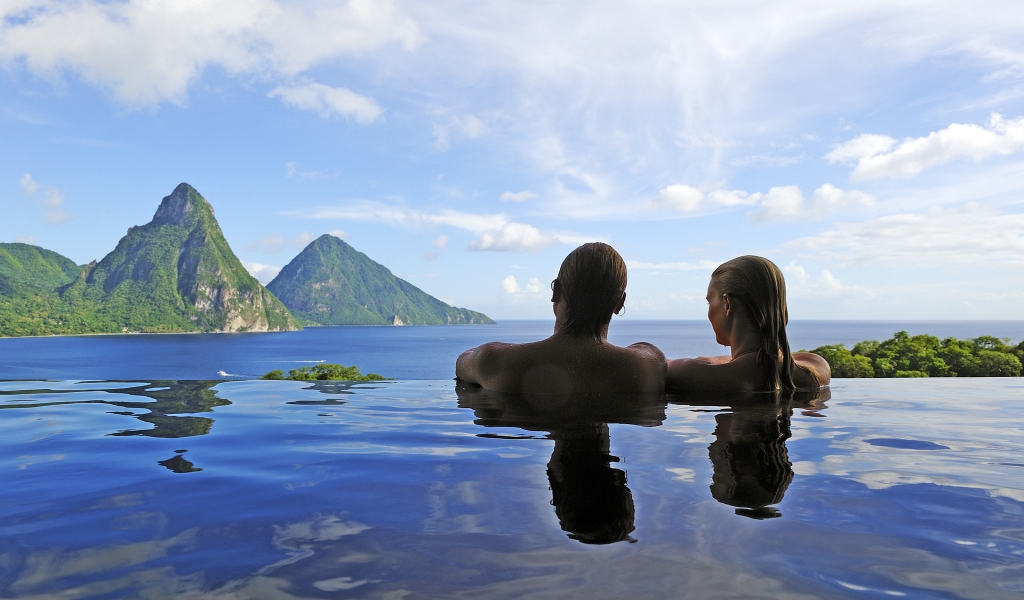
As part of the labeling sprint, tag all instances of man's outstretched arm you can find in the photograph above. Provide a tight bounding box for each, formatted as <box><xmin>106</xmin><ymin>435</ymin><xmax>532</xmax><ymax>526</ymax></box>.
<box><xmin>456</xmin><ymin>342</ymin><xmax>507</xmax><ymax>387</ymax></box>
<box><xmin>455</xmin><ymin>346</ymin><xmax>484</xmax><ymax>384</ymax></box>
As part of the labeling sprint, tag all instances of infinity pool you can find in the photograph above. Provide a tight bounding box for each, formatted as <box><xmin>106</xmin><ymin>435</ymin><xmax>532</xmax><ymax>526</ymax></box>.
<box><xmin>2</xmin><ymin>379</ymin><xmax>1023</xmax><ymax>598</ymax></box>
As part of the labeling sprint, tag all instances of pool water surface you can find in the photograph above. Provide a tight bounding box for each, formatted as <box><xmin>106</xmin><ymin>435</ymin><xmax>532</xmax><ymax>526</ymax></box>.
<box><xmin>1</xmin><ymin>378</ymin><xmax>1023</xmax><ymax>598</ymax></box>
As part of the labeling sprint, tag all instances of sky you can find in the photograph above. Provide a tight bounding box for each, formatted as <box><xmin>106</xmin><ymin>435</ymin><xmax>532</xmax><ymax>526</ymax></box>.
<box><xmin>3</xmin><ymin>0</ymin><xmax>1024</xmax><ymax>321</ymax></box>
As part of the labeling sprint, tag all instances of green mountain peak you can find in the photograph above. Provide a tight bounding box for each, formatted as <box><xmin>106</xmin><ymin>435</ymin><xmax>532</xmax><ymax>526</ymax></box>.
<box><xmin>153</xmin><ymin>182</ymin><xmax>207</xmax><ymax>227</ymax></box>
<box><xmin>268</xmin><ymin>234</ymin><xmax>494</xmax><ymax>326</ymax></box>
<box><xmin>56</xmin><ymin>184</ymin><xmax>300</xmax><ymax>334</ymax></box>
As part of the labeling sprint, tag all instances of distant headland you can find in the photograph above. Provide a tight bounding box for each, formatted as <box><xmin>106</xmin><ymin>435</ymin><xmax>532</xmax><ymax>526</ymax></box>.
<box><xmin>0</xmin><ymin>183</ymin><xmax>493</xmax><ymax>337</ymax></box>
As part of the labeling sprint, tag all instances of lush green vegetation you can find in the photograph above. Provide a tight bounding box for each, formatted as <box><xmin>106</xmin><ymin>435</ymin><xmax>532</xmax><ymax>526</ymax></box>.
<box><xmin>0</xmin><ymin>243</ymin><xmax>81</xmax><ymax>290</ymax></box>
<box><xmin>267</xmin><ymin>234</ymin><xmax>494</xmax><ymax>326</ymax></box>
<box><xmin>260</xmin><ymin>364</ymin><xmax>389</xmax><ymax>381</ymax></box>
<box><xmin>1</xmin><ymin>190</ymin><xmax>495</xmax><ymax>336</ymax></box>
<box><xmin>810</xmin><ymin>331</ymin><xmax>1024</xmax><ymax>378</ymax></box>
<box><xmin>0</xmin><ymin>184</ymin><xmax>300</xmax><ymax>336</ymax></box>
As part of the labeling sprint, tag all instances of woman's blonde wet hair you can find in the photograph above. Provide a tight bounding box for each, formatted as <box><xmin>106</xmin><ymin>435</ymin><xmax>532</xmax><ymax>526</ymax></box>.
<box><xmin>553</xmin><ymin>242</ymin><xmax>627</xmax><ymax>339</ymax></box>
<box><xmin>711</xmin><ymin>255</ymin><xmax>810</xmax><ymax>391</ymax></box>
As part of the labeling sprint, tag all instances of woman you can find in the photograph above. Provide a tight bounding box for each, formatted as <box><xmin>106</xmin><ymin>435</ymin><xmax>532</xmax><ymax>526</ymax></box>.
<box><xmin>667</xmin><ymin>255</ymin><xmax>830</xmax><ymax>392</ymax></box>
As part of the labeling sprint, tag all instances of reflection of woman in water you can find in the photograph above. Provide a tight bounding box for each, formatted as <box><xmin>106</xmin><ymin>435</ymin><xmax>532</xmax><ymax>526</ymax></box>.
<box><xmin>667</xmin><ymin>255</ymin><xmax>831</xmax><ymax>392</ymax></box>
<box><xmin>708</xmin><ymin>403</ymin><xmax>793</xmax><ymax>519</ymax></box>
<box><xmin>702</xmin><ymin>388</ymin><xmax>829</xmax><ymax>519</ymax></box>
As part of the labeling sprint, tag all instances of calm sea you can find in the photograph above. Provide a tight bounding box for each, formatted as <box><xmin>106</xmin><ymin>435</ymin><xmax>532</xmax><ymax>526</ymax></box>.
<box><xmin>3</xmin><ymin>378</ymin><xmax>1024</xmax><ymax>597</ymax></box>
<box><xmin>1</xmin><ymin>320</ymin><xmax>1023</xmax><ymax>380</ymax></box>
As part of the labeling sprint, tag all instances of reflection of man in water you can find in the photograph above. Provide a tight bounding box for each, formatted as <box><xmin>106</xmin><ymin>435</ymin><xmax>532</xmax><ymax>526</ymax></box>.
<box><xmin>548</xmin><ymin>423</ymin><xmax>635</xmax><ymax>544</ymax></box>
<box><xmin>456</xmin><ymin>383</ymin><xmax>665</xmax><ymax>544</ymax></box>
<box><xmin>455</xmin><ymin>243</ymin><xmax>665</xmax><ymax>395</ymax></box>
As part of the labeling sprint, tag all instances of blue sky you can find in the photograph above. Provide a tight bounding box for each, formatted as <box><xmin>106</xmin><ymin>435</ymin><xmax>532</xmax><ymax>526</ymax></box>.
<box><xmin>3</xmin><ymin>0</ymin><xmax>1024</xmax><ymax>320</ymax></box>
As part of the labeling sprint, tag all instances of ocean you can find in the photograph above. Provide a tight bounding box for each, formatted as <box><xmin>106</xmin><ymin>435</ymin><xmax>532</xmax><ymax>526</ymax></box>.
<box><xmin>0</xmin><ymin>320</ymin><xmax>1022</xmax><ymax>380</ymax></box>
<box><xmin>4</xmin><ymin>322</ymin><xmax>1024</xmax><ymax>597</ymax></box>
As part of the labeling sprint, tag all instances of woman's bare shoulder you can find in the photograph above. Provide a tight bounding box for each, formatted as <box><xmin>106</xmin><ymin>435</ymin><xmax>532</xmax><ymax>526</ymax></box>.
<box><xmin>666</xmin><ymin>355</ymin><xmax>761</xmax><ymax>392</ymax></box>
<box><xmin>794</xmin><ymin>352</ymin><xmax>831</xmax><ymax>387</ymax></box>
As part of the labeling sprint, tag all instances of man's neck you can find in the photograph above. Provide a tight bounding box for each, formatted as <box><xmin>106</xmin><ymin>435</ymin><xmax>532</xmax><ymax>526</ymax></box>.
<box><xmin>552</xmin><ymin>322</ymin><xmax>610</xmax><ymax>344</ymax></box>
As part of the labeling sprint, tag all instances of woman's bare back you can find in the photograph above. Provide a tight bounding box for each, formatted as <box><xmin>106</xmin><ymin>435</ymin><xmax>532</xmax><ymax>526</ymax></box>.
<box><xmin>667</xmin><ymin>351</ymin><xmax>829</xmax><ymax>392</ymax></box>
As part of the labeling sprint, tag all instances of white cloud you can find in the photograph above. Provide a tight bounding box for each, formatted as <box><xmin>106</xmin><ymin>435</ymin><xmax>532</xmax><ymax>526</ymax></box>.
<box><xmin>502</xmin><ymin>275</ymin><xmax>545</xmax><ymax>295</ymax></box>
<box><xmin>290</xmin><ymin>202</ymin><xmax>565</xmax><ymax>252</ymax></box>
<box><xmin>647</xmin><ymin>183</ymin><xmax>872</xmax><ymax>222</ymax></box>
<box><xmin>468</xmin><ymin>222</ymin><xmax>555</xmax><ymax>252</ymax></box>
<box><xmin>784</xmin><ymin>204</ymin><xmax>1024</xmax><ymax>268</ymax></box>
<box><xmin>20</xmin><ymin>173</ymin><xmax>69</xmax><ymax>224</ymax></box>
<box><xmin>824</xmin><ymin>134</ymin><xmax>896</xmax><ymax>164</ymax></box>
<box><xmin>13</xmin><ymin>235</ymin><xmax>36</xmax><ymax>244</ymax></box>
<box><xmin>645</xmin><ymin>185</ymin><xmax>759</xmax><ymax>213</ymax></box>
<box><xmin>431</xmin><ymin>112</ymin><xmax>486</xmax><ymax>151</ymax></box>
<box><xmin>749</xmin><ymin>184</ymin><xmax>874</xmax><ymax>222</ymax></box>
<box><xmin>500</xmin><ymin>191</ymin><xmax>538</xmax><ymax>202</ymax></box>
<box><xmin>784</xmin><ymin>261</ymin><xmax>871</xmax><ymax>299</ymax></box>
<box><xmin>647</xmin><ymin>185</ymin><xmax>707</xmax><ymax>211</ymax></box>
<box><xmin>431</xmin><ymin>235</ymin><xmax>449</xmax><ymax>249</ymax></box>
<box><xmin>246</xmin><ymin>231</ymin><xmax>314</xmax><ymax>253</ymax></box>
<box><xmin>269</xmin><ymin>82</ymin><xmax>383</xmax><ymax>123</ymax></box>
<box><xmin>827</xmin><ymin>114</ymin><xmax>1024</xmax><ymax>180</ymax></box>
<box><xmin>745</xmin><ymin>186</ymin><xmax>805</xmax><ymax>222</ymax></box>
<box><xmin>329</xmin><ymin>229</ymin><xmax>348</xmax><ymax>240</ymax></box>
<box><xmin>0</xmin><ymin>0</ymin><xmax>421</xmax><ymax>105</ymax></box>
<box><xmin>524</xmin><ymin>277</ymin><xmax>543</xmax><ymax>293</ymax></box>
<box><xmin>627</xmin><ymin>260</ymin><xmax>717</xmax><ymax>271</ymax></box>
<box><xmin>242</xmin><ymin>261</ymin><xmax>282</xmax><ymax>285</ymax></box>
<box><xmin>430</xmin><ymin>210</ymin><xmax>507</xmax><ymax>233</ymax></box>
<box><xmin>285</xmin><ymin>162</ymin><xmax>332</xmax><ymax>180</ymax></box>
<box><xmin>647</xmin><ymin>185</ymin><xmax>766</xmax><ymax>214</ymax></box>
<box><xmin>19</xmin><ymin>173</ymin><xmax>39</xmax><ymax>194</ymax></box>
<box><xmin>501</xmin><ymin>275</ymin><xmax>520</xmax><ymax>294</ymax></box>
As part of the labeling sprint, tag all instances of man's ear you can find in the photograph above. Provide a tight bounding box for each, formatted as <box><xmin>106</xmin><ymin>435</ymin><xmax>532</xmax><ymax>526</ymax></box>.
<box><xmin>613</xmin><ymin>292</ymin><xmax>626</xmax><ymax>315</ymax></box>
<box><xmin>721</xmin><ymin>293</ymin><xmax>732</xmax><ymax>317</ymax></box>
<box><xmin>551</xmin><ymin>279</ymin><xmax>562</xmax><ymax>303</ymax></box>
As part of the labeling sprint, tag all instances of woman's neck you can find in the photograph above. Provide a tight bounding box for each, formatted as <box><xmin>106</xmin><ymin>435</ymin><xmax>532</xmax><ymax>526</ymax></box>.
<box><xmin>727</xmin><ymin>323</ymin><xmax>763</xmax><ymax>360</ymax></box>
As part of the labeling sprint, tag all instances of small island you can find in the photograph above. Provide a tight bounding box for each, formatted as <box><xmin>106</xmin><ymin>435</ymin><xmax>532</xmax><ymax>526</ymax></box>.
<box><xmin>260</xmin><ymin>364</ymin><xmax>389</xmax><ymax>381</ymax></box>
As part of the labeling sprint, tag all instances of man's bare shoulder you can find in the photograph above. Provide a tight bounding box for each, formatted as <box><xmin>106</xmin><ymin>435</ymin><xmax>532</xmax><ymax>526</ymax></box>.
<box><xmin>625</xmin><ymin>341</ymin><xmax>667</xmax><ymax>363</ymax></box>
<box><xmin>473</xmin><ymin>340</ymin><xmax>549</xmax><ymax>362</ymax></box>
<box><xmin>612</xmin><ymin>342</ymin><xmax>667</xmax><ymax>392</ymax></box>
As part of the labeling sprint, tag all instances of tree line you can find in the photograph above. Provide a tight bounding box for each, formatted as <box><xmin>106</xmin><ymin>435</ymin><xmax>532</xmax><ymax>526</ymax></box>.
<box><xmin>810</xmin><ymin>331</ymin><xmax>1024</xmax><ymax>378</ymax></box>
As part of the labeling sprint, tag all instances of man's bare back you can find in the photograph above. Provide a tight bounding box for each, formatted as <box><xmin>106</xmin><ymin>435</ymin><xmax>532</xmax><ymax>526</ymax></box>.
<box><xmin>456</xmin><ymin>335</ymin><xmax>666</xmax><ymax>395</ymax></box>
<box><xmin>455</xmin><ymin>242</ymin><xmax>667</xmax><ymax>395</ymax></box>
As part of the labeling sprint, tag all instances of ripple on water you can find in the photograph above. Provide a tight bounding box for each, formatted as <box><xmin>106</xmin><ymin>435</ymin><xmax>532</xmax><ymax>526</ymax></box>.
<box><xmin>1</xmin><ymin>378</ymin><xmax>1023</xmax><ymax>598</ymax></box>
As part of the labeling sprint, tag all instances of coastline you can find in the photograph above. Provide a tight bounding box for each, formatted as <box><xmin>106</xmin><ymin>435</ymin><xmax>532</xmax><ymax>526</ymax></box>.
<box><xmin>0</xmin><ymin>322</ymin><xmax>500</xmax><ymax>340</ymax></box>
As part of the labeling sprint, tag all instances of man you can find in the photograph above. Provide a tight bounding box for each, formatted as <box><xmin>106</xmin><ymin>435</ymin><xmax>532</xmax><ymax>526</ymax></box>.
<box><xmin>456</xmin><ymin>243</ymin><xmax>666</xmax><ymax>394</ymax></box>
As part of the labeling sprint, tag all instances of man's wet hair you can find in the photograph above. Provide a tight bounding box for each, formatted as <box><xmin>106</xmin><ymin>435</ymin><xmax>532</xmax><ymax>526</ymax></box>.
<box><xmin>553</xmin><ymin>242</ymin><xmax>627</xmax><ymax>339</ymax></box>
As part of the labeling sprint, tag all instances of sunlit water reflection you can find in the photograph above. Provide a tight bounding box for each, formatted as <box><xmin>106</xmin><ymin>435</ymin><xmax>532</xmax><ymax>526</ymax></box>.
<box><xmin>1</xmin><ymin>379</ymin><xmax>1023</xmax><ymax>598</ymax></box>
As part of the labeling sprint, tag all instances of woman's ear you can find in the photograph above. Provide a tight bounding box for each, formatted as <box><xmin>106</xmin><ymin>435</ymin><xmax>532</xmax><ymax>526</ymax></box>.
<box><xmin>551</xmin><ymin>279</ymin><xmax>562</xmax><ymax>303</ymax></box>
<box><xmin>613</xmin><ymin>292</ymin><xmax>626</xmax><ymax>315</ymax></box>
